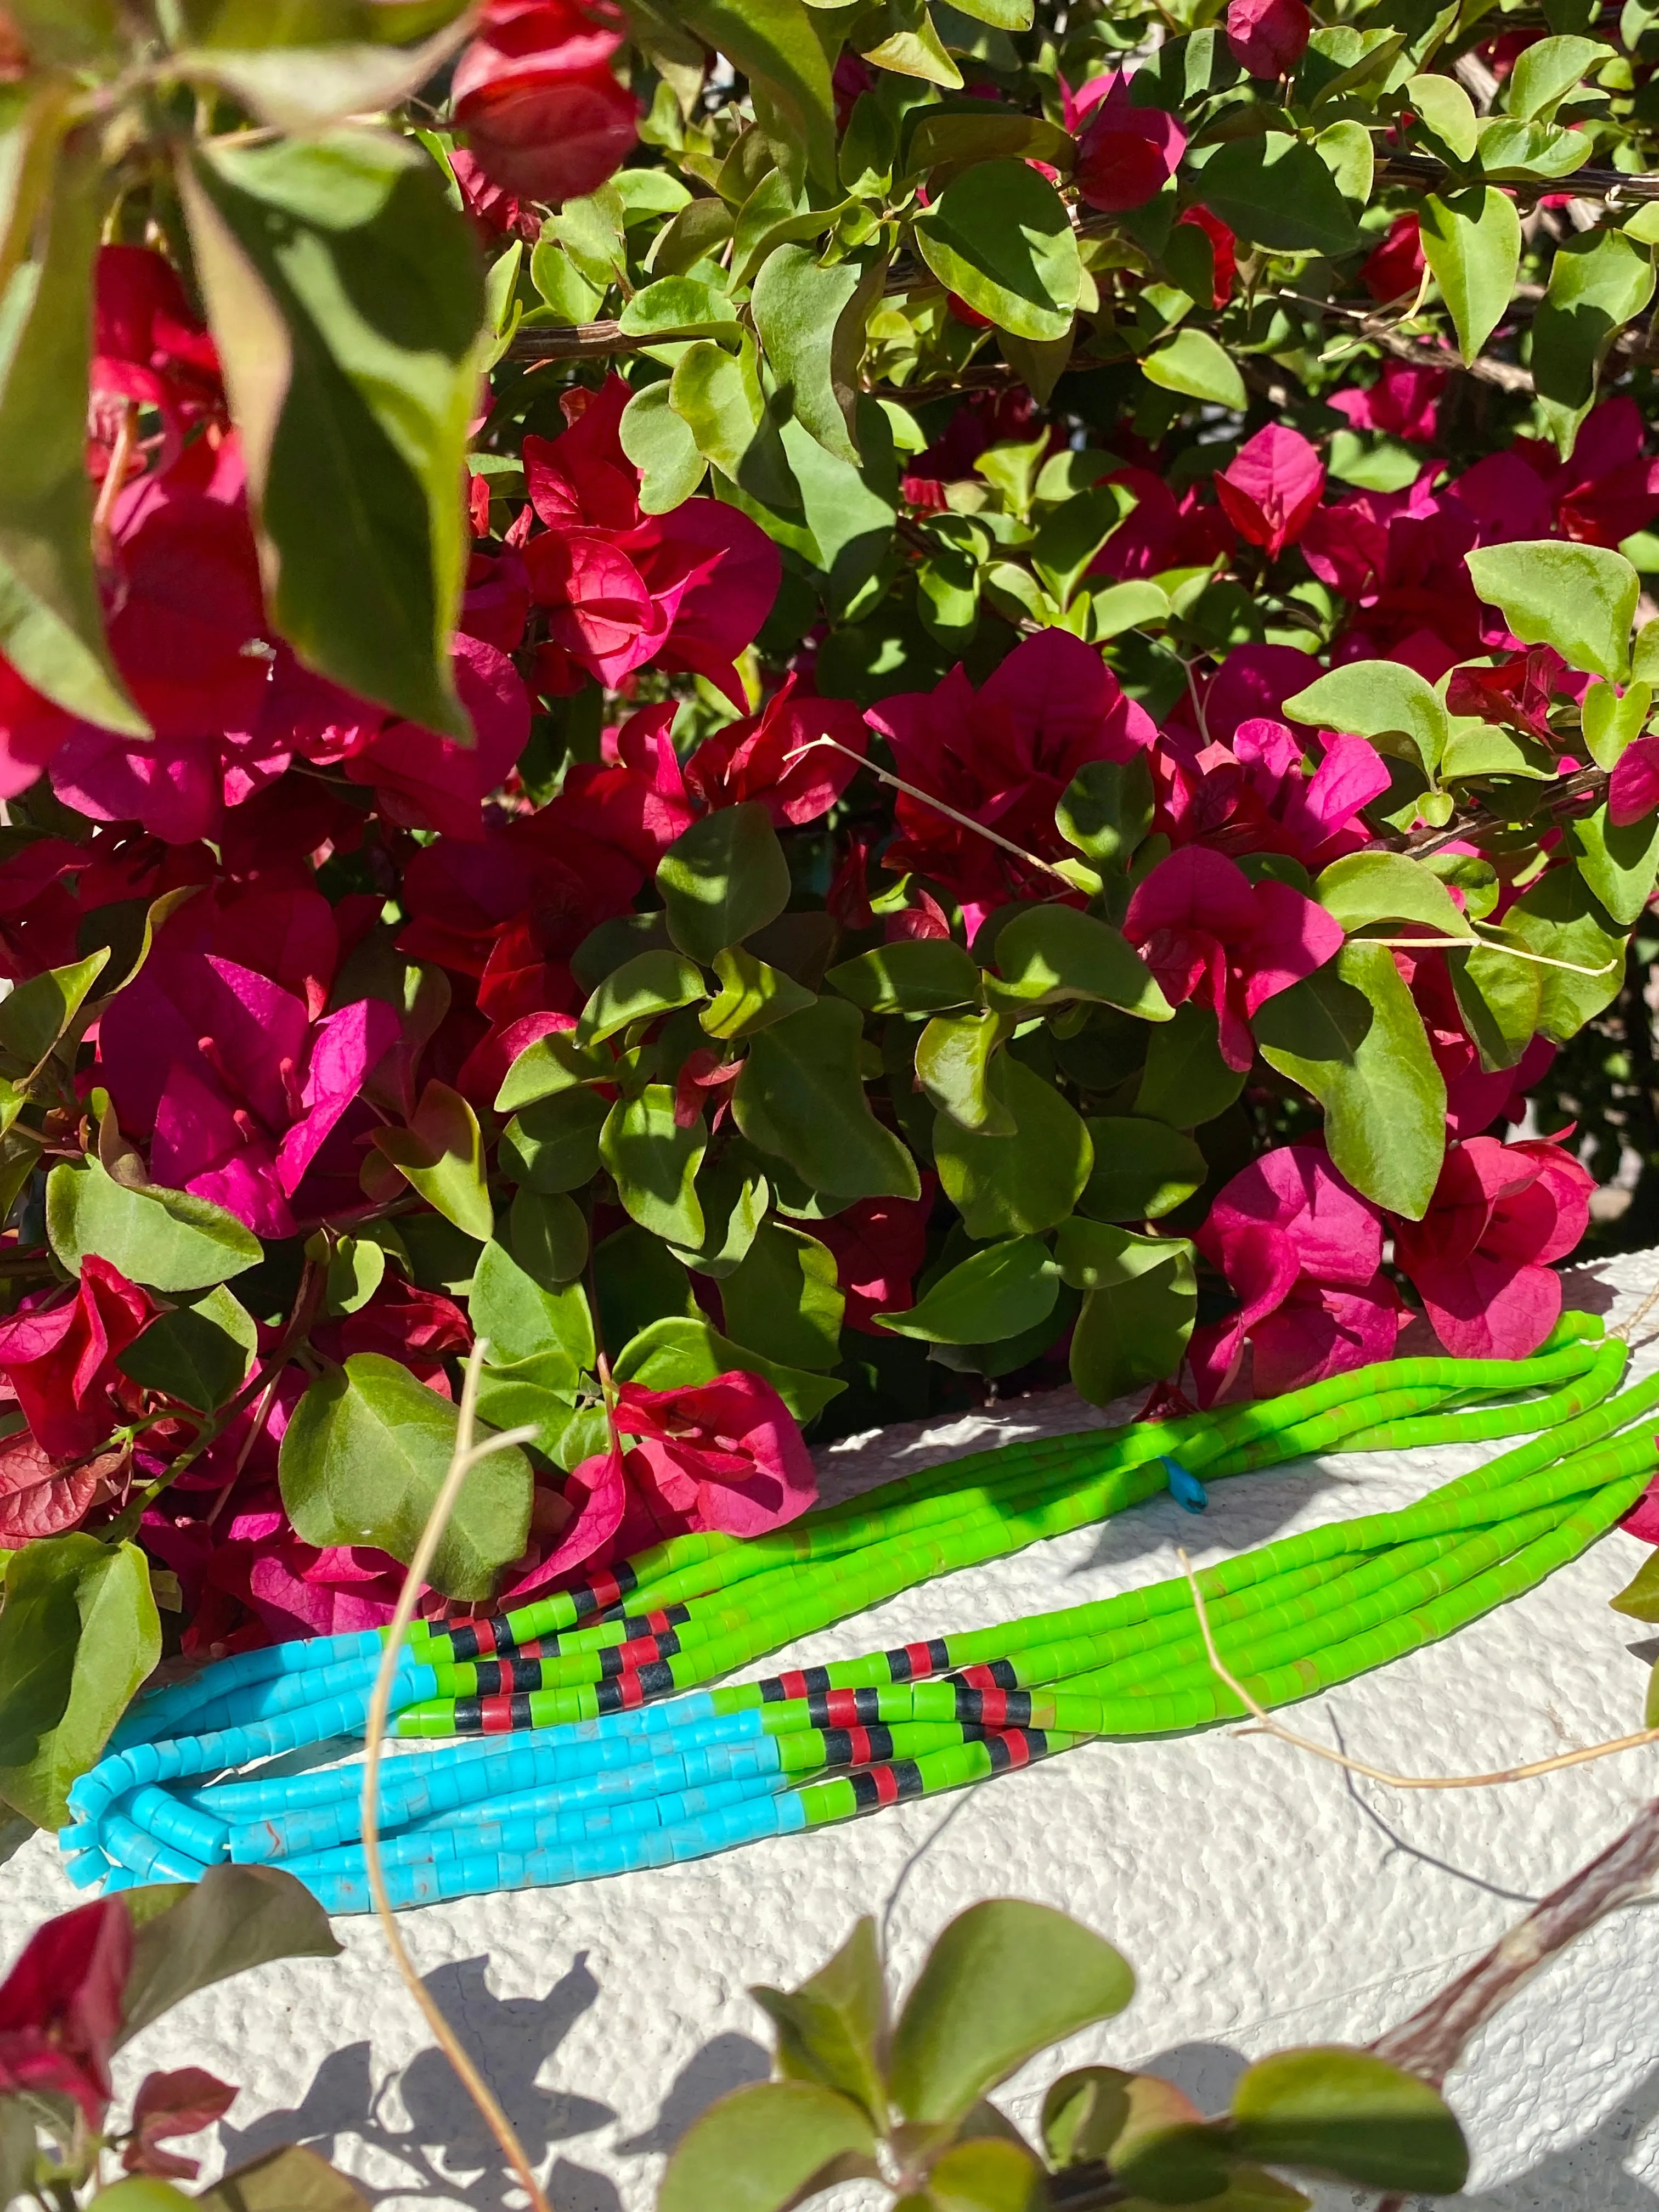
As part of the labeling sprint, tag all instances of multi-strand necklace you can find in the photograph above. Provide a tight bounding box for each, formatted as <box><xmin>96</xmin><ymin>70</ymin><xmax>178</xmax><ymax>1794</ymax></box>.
<box><xmin>59</xmin><ymin>1318</ymin><xmax>1655</xmax><ymax>1911</ymax></box>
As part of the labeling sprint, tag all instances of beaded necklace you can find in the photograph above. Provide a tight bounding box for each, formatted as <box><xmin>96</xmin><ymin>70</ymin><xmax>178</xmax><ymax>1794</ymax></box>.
<box><xmin>59</xmin><ymin>1318</ymin><xmax>1656</xmax><ymax>1911</ymax></box>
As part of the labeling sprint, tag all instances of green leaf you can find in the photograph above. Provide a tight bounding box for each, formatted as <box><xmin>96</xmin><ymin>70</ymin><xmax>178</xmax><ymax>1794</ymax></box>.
<box><xmin>1284</xmin><ymin>663</ymin><xmax>1449</xmax><ymax>776</ymax></box>
<box><xmin>619</xmin><ymin>274</ymin><xmax>744</xmax><ymax>349</ymax></box>
<box><xmin>321</xmin><ymin>1233</ymin><xmax>386</xmax><ymax>1316</ymax></box>
<box><xmin>1030</xmin><ymin>483</ymin><xmax>1135</xmax><ymax>610</ymax></box>
<box><xmin>1314</xmin><ymin>850</ymin><xmax>1468</xmax><ymax>937</ymax></box>
<box><xmin>1494</xmin><ymin>865</ymin><xmax>1625</xmax><ymax>1040</ymax></box>
<box><xmin>659</xmin><ymin>803</ymin><xmax>794</xmax><ymax>963</ymax></box>
<box><xmin>933</xmin><ymin>1056</ymin><xmax>1093</xmax><ymax>1238</ymax></box>
<box><xmin>530</xmin><ymin>235</ymin><xmax>604</xmax><ymax>323</ymax></box>
<box><xmin>612</xmin><ymin>1312</ymin><xmax>844</xmax><ymax>1423</ymax></box>
<box><xmin>828</xmin><ymin>940</ymin><xmax>981</xmax><ymax>1015</ymax></box>
<box><xmin>1420</xmin><ymin>188</ymin><xmax>1521</xmax><ymax>364</ymax></box>
<box><xmin>495</xmin><ymin>1029</ymin><xmax>610</xmax><ymax>1110</ymax></box>
<box><xmin>470</xmin><ymin>1237</ymin><xmax>594</xmax><ymax>1373</ymax></box>
<box><xmin>1140</xmin><ymin>324</ymin><xmax>1248</xmax><ymax>411</ymax></box>
<box><xmin>1611</xmin><ymin>1550</ymin><xmax>1659</xmax><ymax>1621</ymax></box>
<box><xmin>915</xmin><ymin>1009</ymin><xmax>1015</xmax><ymax>1135</ymax></box>
<box><xmin>602</xmin><ymin>1085</ymin><xmax>707</xmax><ymax>1248</ymax></box>
<box><xmin>500</xmin><ymin>1086</ymin><xmax>611</xmax><ymax>1193</ymax></box>
<box><xmin>1447</xmin><ymin>937</ymin><xmax>1541</xmax><ymax>1071</ymax></box>
<box><xmin>1406</xmin><ymin>72</ymin><xmax>1479</xmax><ymax>160</ymax></box>
<box><xmin>1465</xmin><ymin>539</ymin><xmax>1639</xmax><ymax>680</ymax></box>
<box><xmin>174</xmin><ymin>27</ymin><xmax>469</xmax><ymax>131</ymax></box>
<box><xmin>720</xmin><ymin>1217</ymin><xmax>843</xmax><ymax>1368</ymax></box>
<box><xmin>1581</xmin><ymin>677</ymin><xmax>1651</xmax><ymax>770</ymax></box>
<box><xmin>889</xmin><ymin>1900</ymin><xmax>1135</xmax><ymax>2125</ymax></box>
<box><xmin>578</xmin><ymin>949</ymin><xmax>708</xmax><ymax>1044</ymax></box>
<box><xmin>1255</xmin><ymin>943</ymin><xmax>1446</xmax><ymax>1217</ymax></box>
<box><xmin>703</xmin><ymin>945</ymin><xmax>817</xmax><ymax>1039</ymax></box>
<box><xmin>118</xmin><ymin>1864</ymin><xmax>341</xmax><ymax>2050</ymax></box>
<box><xmin>913</xmin><ymin>160</ymin><xmax>1082</xmax><ymax>342</ymax></box>
<box><xmin>0</xmin><ymin>139</ymin><xmax>146</xmax><ymax>733</ymax></box>
<box><xmin>670</xmin><ymin>334</ymin><xmax>799</xmax><ymax>507</ymax></box>
<box><xmin>987</xmin><ymin>905</ymin><xmax>1173</xmax><ymax>1018</ymax></box>
<box><xmin>680</xmin><ymin>0</ymin><xmax>838</xmax><ymax>194</ymax></box>
<box><xmin>1079</xmin><ymin>1118</ymin><xmax>1206</xmax><ymax>1222</ymax></box>
<box><xmin>1564</xmin><ymin>801</ymin><xmax>1659</xmax><ymax>927</ymax></box>
<box><xmin>118</xmin><ymin>1285</ymin><xmax>257</xmax><ymax>1413</ymax></box>
<box><xmin>659</xmin><ymin>2080</ymin><xmax>877</xmax><ymax>2212</ymax></box>
<box><xmin>671</xmin><ymin>1154</ymin><xmax>769</xmax><ymax>1277</ymax></box>
<box><xmin>370</xmin><ymin>1080</ymin><xmax>492</xmax><ymax>1241</ymax></box>
<box><xmin>736</xmin><ymin>999</ymin><xmax>921</xmax><ymax>1200</ymax></box>
<box><xmin>1312</xmin><ymin>119</ymin><xmax>1373</xmax><ymax>206</ymax></box>
<box><xmin>1043</xmin><ymin>2068</ymin><xmax>1135</xmax><ymax>2167</ymax></box>
<box><xmin>1069</xmin><ymin>1240</ymin><xmax>1195</xmax><ymax>1405</ymax></box>
<box><xmin>46</xmin><ymin>1160</ymin><xmax>262</xmax><ymax>1293</ymax></box>
<box><xmin>859</xmin><ymin>0</ymin><xmax>964</xmax><ymax>88</ymax></box>
<box><xmin>1229</xmin><ymin>2047</ymin><xmax>1468</xmax><ymax>2193</ymax></box>
<box><xmin>878</xmin><ymin>1234</ymin><xmax>1058</xmax><ymax>1345</ymax></box>
<box><xmin>509</xmin><ymin>1187</ymin><xmax>588</xmax><ymax>1287</ymax></box>
<box><xmin>180</xmin><ymin>128</ymin><xmax>483</xmax><ymax>737</ymax></box>
<box><xmin>1135</xmin><ymin>1003</ymin><xmax>1246</xmax><ymax>1128</ymax></box>
<box><xmin>193</xmin><ymin>2147</ymin><xmax>369</xmax><ymax>2212</ymax></box>
<box><xmin>1055</xmin><ymin>1217</ymin><xmax>1189</xmax><ymax>1291</ymax></box>
<box><xmin>928</xmin><ymin>2138</ymin><xmax>1047</xmax><ymax>2212</ymax></box>
<box><xmin>620</xmin><ymin>381</ymin><xmax>709</xmax><ymax>514</ymax></box>
<box><xmin>1057</xmin><ymin>757</ymin><xmax>1156</xmax><ymax>871</ymax></box>
<box><xmin>0</xmin><ymin>947</ymin><xmax>108</xmax><ymax>1076</ymax></box>
<box><xmin>278</xmin><ymin>1352</ymin><xmax>532</xmax><ymax>1599</ymax></box>
<box><xmin>1191</xmin><ymin>133</ymin><xmax>1359</xmax><ymax>256</ymax></box>
<box><xmin>0</xmin><ymin>1536</ymin><xmax>159</xmax><ymax>1829</ymax></box>
<box><xmin>752</xmin><ymin>243</ymin><xmax>869</xmax><ymax>465</ymax></box>
<box><xmin>1531</xmin><ymin>230</ymin><xmax>1656</xmax><ymax>455</ymax></box>
<box><xmin>1503</xmin><ymin>32</ymin><xmax>1603</xmax><ymax>119</ymax></box>
<box><xmin>750</xmin><ymin>1917</ymin><xmax>889</xmax><ymax>2124</ymax></box>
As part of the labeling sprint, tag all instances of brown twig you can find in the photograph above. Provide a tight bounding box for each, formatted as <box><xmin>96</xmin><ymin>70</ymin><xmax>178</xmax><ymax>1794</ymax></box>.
<box><xmin>360</xmin><ymin>1342</ymin><xmax>545</xmax><ymax>2212</ymax></box>
<box><xmin>1176</xmin><ymin>1547</ymin><xmax>1659</xmax><ymax>1792</ymax></box>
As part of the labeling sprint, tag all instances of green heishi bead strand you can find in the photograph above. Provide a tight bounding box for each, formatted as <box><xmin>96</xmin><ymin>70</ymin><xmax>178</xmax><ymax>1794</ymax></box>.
<box><xmin>1334</xmin><ymin>1335</ymin><xmax>1630</xmax><ymax>1453</ymax></box>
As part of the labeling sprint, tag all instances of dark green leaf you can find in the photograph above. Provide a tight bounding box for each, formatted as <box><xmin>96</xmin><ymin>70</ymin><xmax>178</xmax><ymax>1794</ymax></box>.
<box><xmin>933</xmin><ymin>1056</ymin><xmax>1093</xmax><ymax>1239</ymax></box>
<box><xmin>1611</xmin><ymin>1550</ymin><xmax>1659</xmax><ymax>1621</ymax></box>
<box><xmin>1192</xmin><ymin>133</ymin><xmax>1359</xmax><ymax>256</ymax></box>
<box><xmin>499</xmin><ymin>1086</ymin><xmax>611</xmax><ymax>1193</ymax></box>
<box><xmin>1254</xmin><ymin>944</ymin><xmax>1446</xmax><ymax>1218</ymax></box>
<box><xmin>988</xmin><ymin>905</ymin><xmax>1172</xmax><ymax>1018</ymax></box>
<box><xmin>470</xmin><ymin>1237</ymin><xmax>594</xmax><ymax>1372</ymax></box>
<box><xmin>613</xmin><ymin>1312</ymin><xmax>844</xmax><ymax>1423</ymax></box>
<box><xmin>752</xmin><ymin>243</ymin><xmax>870</xmax><ymax>465</ymax></box>
<box><xmin>1229</xmin><ymin>2047</ymin><xmax>1468</xmax><ymax>2193</ymax></box>
<box><xmin>702</xmin><ymin>946</ymin><xmax>817</xmax><ymax>1038</ymax></box>
<box><xmin>1057</xmin><ymin>757</ymin><xmax>1155</xmax><ymax>871</ymax></box>
<box><xmin>916</xmin><ymin>1007</ymin><xmax>1017</xmax><ymax>1135</ymax></box>
<box><xmin>0</xmin><ymin>947</ymin><xmax>108</xmax><ymax>1075</ymax></box>
<box><xmin>0</xmin><ymin>1536</ymin><xmax>159</xmax><ymax>1829</ymax></box>
<box><xmin>181</xmin><ymin>129</ymin><xmax>483</xmax><ymax>736</ymax></box>
<box><xmin>1042</xmin><ymin>2068</ymin><xmax>1135</xmax><ymax>2166</ymax></box>
<box><xmin>46</xmin><ymin>1160</ymin><xmax>262</xmax><ymax>1293</ymax></box>
<box><xmin>889</xmin><ymin>1900</ymin><xmax>1135</xmax><ymax>2125</ymax></box>
<box><xmin>118</xmin><ymin>1285</ymin><xmax>257</xmax><ymax>1413</ymax></box>
<box><xmin>278</xmin><ymin>1353</ymin><xmax>532</xmax><ymax>1599</ymax></box>
<box><xmin>680</xmin><ymin>0</ymin><xmax>838</xmax><ymax>193</ymax></box>
<box><xmin>119</xmin><ymin>1865</ymin><xmax>342</xmax><ymax>2049</ymax></box>
<box><xmin>658</xmin><ymin>2080</ymin><xmax>877</xmax><ymax>2212</ymax></box>
<box><xmin>1134</xmin><ymin>1004</ymin><xmax>1246</xmax><ymax>1128</ymax></box>
<box><xmin>736</xmin><ymin>998</ymin><xmax>921</xmax><ymax>1200</ymax></box>
<box><xmin>602</xmin><ymin>1085</ymin><xmax>707</xmax><ymax>1247</ymax></box>
<box><xmin>1069</xmin><ymin>1243</ymin><xmax>1196</xmax><ymax>1406</ymax></box>
<box><xmin>913</xmin><ymin>161</ymin><xmax>1082</xmax><ymax>342</ymax></box>
<box><xmin>370</xmin><ymin>1079</ymin><xmax>492</xmax><ymax>1240</ymax></box>
<box><xmin>720</xmin><ymin>1218</ymin><xmax>844</xmax><ymax>1369</ymax></box>
<box><xmin>659</xmin><ymin>803</ymin><xmax>793</xmax><ymax>963</ymax></box>
<box><xmin>877</xmin><ymin>1235</ymin><xmax>1058</xmax><ymax>1344</ymax></box>
<box><xmin>509</xmin><ymin>1187</ymin><xmax>588</xmax><ymax>1287</ymax></box>
<box><xmin>828</xmin><ymin>940</ymin><xmax>981</xmax><ymax>1015</ymax></box>
<box><xmin>1564</xmin><ymin>801</ymin><xmax>1659</xmax><ymax>926</ymax></box>
<box><xmin>750</xmin><ymin>1916</ymin><xmax>889</xmax><ymax>2122</ymax></box>
<box><xmin>1079</xmin><ymin>1118</ymin><xmax>1205</xmax><ymax>1222</ymax></box>
<box><xmin>579</xmin><ymin>949</ymin><xmax>708</xmax><ymax>1045</ymax></box>
<box><xmin>670</xmin><ymin>1152</ymin><xmax>770</xmax><ymax>1277</ymax></box>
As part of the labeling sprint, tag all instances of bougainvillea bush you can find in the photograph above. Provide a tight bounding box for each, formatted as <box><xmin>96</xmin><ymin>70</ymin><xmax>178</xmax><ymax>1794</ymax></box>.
<box><xmin>2</xmin><ymin>0</ymin><xmax>1659</xmax><ymax>1827</ymax></box>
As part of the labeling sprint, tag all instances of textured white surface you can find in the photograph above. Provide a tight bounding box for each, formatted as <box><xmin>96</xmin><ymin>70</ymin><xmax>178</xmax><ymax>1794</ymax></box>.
<box><xmin>8</xmin><ymin>1255</ymin><xmax>1659</xmax><ymax>2211</ymax></box>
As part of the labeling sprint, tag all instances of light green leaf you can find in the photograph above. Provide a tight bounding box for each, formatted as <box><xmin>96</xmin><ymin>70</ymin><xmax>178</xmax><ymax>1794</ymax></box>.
<box><xmin>1284</xmin><ymin>662</ymin><xmax>1450</xmax><ymax>775</ymax></box>
<box><xmin>1494</xmin><ymin>865</ymin><xmax>1625</xmax><ymax>1039</ymax></box>
<box><xmin>828</xmin><ymin>939</ymin><xmax>982</xmax><ymax>1015</ymax></box>
<box><xmin>370</xmin><ymin>1079</ymin><xmax>492</xmax><ymax>1240</ymax></box>
<box><xmin>602</xmin><ymin>1085</ymin><xmax>707</xmax><ymax>1248</ymax></box>
<box><xmin>193</xmin><ymin>2146</ymin><xmax>369</xmax><ymax>2212</ymax></box>
<box><xmin>752</xmin><ymin>243</ymin><xmax>870</xmax><ymax>464</ymax></box>
<box><xmin>889</xmin><ymin>1900</ymin><xmax>1135</xmax><ymax>2125</ymax></box>
<box><xmin>671</xmin><ymin>1153</ymin><xmax>769</xmax><ymax>1277</ymax></box>
<box><xmin>916</xmin><ymin>1007</ymin><xmax>1016</xmax><ymax>1135</ymax></box>
<box><xmin>578</xmin><ymin>949</ymin><xmax>708</xmax><ymax>1045</ymax></box>
<box><xmin>0</xmin><ymin>138</ymin><xmax>146</xmax><ymax>733</ymax></box>
<box><xmin>913</xmin><ymin>160</ymin><xmax>1082</xmax><ymax>342</ymax></box>
<box><xmin>1314</xmin><ymin>850</ymin><xmax>1467</xmax><ymax>937</ymax></box>
<box><xmin>495</xmin><ymin>1028</ymin><xmax>610</xmax><ymax>1111</ymax></box>
<box><xmin>620</xmin><ymin>380</ymin><xmax>710</xmax><ymax>514</ymax></box>
<box><xmin>933</xmin><ymin>1056</ymin><xmax>1093</xmax><ymax>1238</ymax></box>
<box><xmin>859</xmin><ymin>0</ymin><xmax>964</xmax><ymax>87</ymax></box>
<box><xmin>618</xmin><ymin>274</ymin><xmax>743</xmax><ymax>348</ymax></box>
<box><xmin>46</xmin><ymin>1160</ymin><xmax>262</xmax><ymax>1292</ymax></box>
<box><xmin>1312</xmin><ymin>119</ymin><xmax>1373</xmax><ymax>205</ymax></box>
<box><xmin>1141</xmin><ymin>324</ymin><xmax>1248</xmax><ymax>411</ymax></box>
<box><xmin>174</xmin><ymin>25</ymin><xmax>470</xmax><ymax>131</ymax></box>
<box><xmin>1079</xmin><ymin>1118</ymin><xmax>1206</xmax><ymax>1222</ymax></box>
<box><xmin>702</xmin><ymin>945</ymin><xmax>817</xmax><ymax>1039</ymax></box>
<box><xmin>928</xmin><ymin>2138</ymin><xmax>1047</xmax><ymax>2212</ymax></box>
<box><xmin>1503</xmin><ymin>32</ymin><xmax>1604</xmax><ymax>120</ymax></box>
<box><xmin>988</xmin><ymin>905</ymin><xmax>1173</xmax><ymax>1018</ymax></box>
<box><xmin>750</xmin><ymin>1917</ymin><xmax>889</xmax><ymax>2124</ymax></box>
<box><xmin>721</xmin><ymin>1218</ymin><xmax>844</xmax><ymax>1368</ymax></box>
<box><xmin>659</xmin><ymin>803</ymin><xmax>793</xmax><ymax>963</ymax></box>
<box><xmin>672</xmin><ymin>329</ymin><xmax>799</xmax><ymax>507</ymax></box>
<box><xmin>1190</xmin><ymin>132</ymin><xmax>1359</xmax><ymax>256</ymax></box>
<box><xmin>877</xmin><ymin>1235</ymin><xmax>1058</xmax><ymax>1344</ymax></box>
<box><xmin>1407</xmin><ymin>71</ymin><xmax>1478</xmax><ymax>159</ymax></box>
<box><xmin>612</xmin><ymin>1311</ymin><xmax>844</xmax><ymax>1423</ymax></box>
<box><xmin>1231</xmin><ymin>2047</ymin><xmax>1468</xmax><ymax>2193</ymax></box>
<box><xmin>1531</xmin><ymin>230</ymin><xmax>1656</xmax><ymax>455</ymax></box>
<box><xmin>180</xmin><ymin>128</ymin><xmax>483</xmax><ymax>737</ymax></box>
<box><xmin>118</xmin><ymin>1285</ymin><xmax>258</xmax><ymax>1413</ymax></box>
<box><xmin>1563</xmin><ymin>802</ymin><xmax>1659</xmax><ymax>926</ymax></box>
<box><xmin>323</xmin><ymin>1233</ymin><xmax>386</xmax><ymax>1316</ymax></box>
<box><xmin>736</xmin><ymin>1000</ymin><xmax>921</xmax><ymax>1200</ymax></box>
<box><xmin>0</xmin><ymin>1534</ymin><xmax>159</xmax><ymax>1829</ymax></box>
<box><xmin>1581</xmin><ymin>677</ymin><xmax>1651</xmax><ymax>769</ymax></box>
<box><xmin>1420</xmin><ymin>187</ymin><xmax>1521</xmax><ymax>364</ymax></box>
<box><xmin>1057</xmin><ymin>756</ymin><xmax>1156</xmax><ymax>870</ymax></box>
<box><xmin>658</xmin><ymin>2080</ymin><xmax>877</xmax><ymax>2212</ymax></box>
<box><xmin>1030</xmin><ymin>483</ymin><xmax>1135</xmax><ymax>610</ymax></box>
<box><xmin>1255</xmin><ymin>943</ymin><xmax>1446</xmax><ymax>1217</ymax></box>
<box><xmin>1465</xmin><ymin>539</ymin><xmax>1639</xmax><ymax>680</ymax></box>
<box><xmin>279</xmin><ymin>1352</ymin><xmax>532</xmax><ymax>1599</ymax></box>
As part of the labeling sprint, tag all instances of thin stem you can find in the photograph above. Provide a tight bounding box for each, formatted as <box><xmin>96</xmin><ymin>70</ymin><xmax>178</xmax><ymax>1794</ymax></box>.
<box><xmin>1176</xmin><ymin>1547</ymin><xmax>1659</xmax><ymax>1791</ymax></box>
<box><xmin>1357</xmin><ymin>931</ymin><xmax>1621</xmax><ymax>978</ymax></box>
<box><xmin>360</xmin><ymin>1340</ymin><xmax>545</xmax><ymax>2212</ymax></box>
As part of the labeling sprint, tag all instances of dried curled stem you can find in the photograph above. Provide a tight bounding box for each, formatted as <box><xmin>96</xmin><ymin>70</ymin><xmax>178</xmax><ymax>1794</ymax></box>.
<box><xmin>360</xmin><ymin>1343</ymin><xmax>545</xmax><ymax>2212</ymax></box>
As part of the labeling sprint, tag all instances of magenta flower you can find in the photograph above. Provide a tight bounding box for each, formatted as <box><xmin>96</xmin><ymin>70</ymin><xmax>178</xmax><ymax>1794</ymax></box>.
<box><xmin>98</xmin><ymin>951</ymin><xmax>400</xmax><ymax>1238</ymax></box>
<box><xmin>685</xmin><ymin>678</ymin><xmax>869</xmax><ymax>827</ymax></box>
<box><xmin>1068</xmin><ymin>72</ymin><xmax>1186</xmax><ymax>212</ymax></box>
<box><xmin>1393</xmin><ymin>1135</ymin><xmax>1595</xmax><ymax>1359</ymax></box>
<box><xmin>0</xmin><ymin>1898</ymin><xmax>132</xmax><ymax>2128</ymax></box>
<box><xmin>1611</xmin><ymin>735</ymin><xmax>1659</xmax><ymax>826</ymax></box>
<box><xmin>0</xmin><ymin>1254</ymin><xmax>153</xmax><ymax>1461</ymax></box>
<box><xmin>557</xmin><ymin>702</ymin><xmax>697</xmax><ymax>866</ymax></box>
<box><xmin>1329</xmin><ymin>360</ymin><xmax>1447</xmax><ymax>446</ymax></box>
<box><xmin>1214</xmin><ymin>426</ymin><xmax>1326</xmax><ymax>560</ymax></box>
<box><xmin>813</xmin><ymin>1181</ymin><xmax>935</xmax><ymax>1335</ymax></box>
<box><xmin>1158</xmin><ymin>715</ymin><xmax>1390</xmax><ymax>869</ymax></box>
<box><xmin>1122</xmin><ymin>845</ymin><xmax>1345</xmax><ymax>1070</ymax></box>
<box><xmin>1226</xmin><ymin>0</ymin><xmax>1312</xmax><ymax>74</ymax></box>
<box><xmin>1515</xmin><ymin>397</ymin><xmax>1659</xmax><ymax>548</ymax></box>
<box><xmin>1189</xmin><ymin>1146</ymin><xmax>1403</xmax><ymax>1403</ymax></box>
